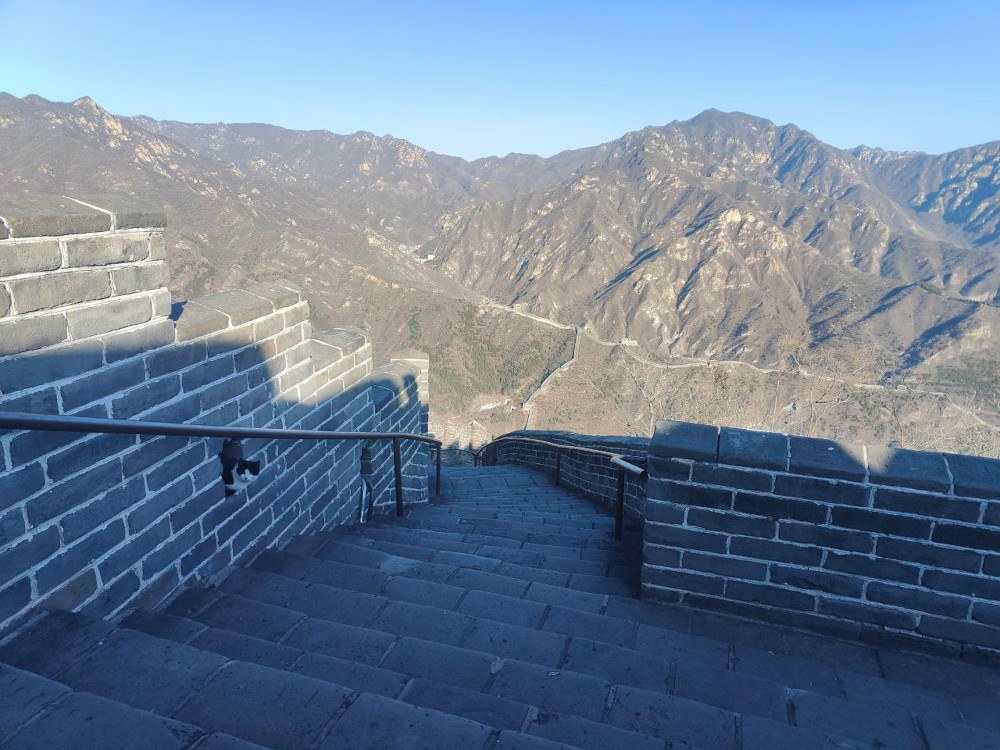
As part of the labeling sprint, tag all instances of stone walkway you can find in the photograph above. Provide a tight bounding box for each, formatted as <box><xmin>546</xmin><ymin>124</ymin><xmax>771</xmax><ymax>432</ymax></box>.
<box><xmin>2</xmin><ymin>464</ymin><xmax>1000</xmax><ymax>749</ymax></box>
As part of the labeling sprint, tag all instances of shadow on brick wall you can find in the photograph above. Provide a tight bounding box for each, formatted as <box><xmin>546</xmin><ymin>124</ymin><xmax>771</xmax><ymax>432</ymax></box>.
<box><xmin>0</xmin><ymin>326</ymin><xmax>427</xmax><ymax>634</ymax></box>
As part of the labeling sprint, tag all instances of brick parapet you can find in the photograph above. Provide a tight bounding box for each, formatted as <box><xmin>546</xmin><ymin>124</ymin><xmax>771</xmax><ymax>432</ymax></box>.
<box><xmin>484</xmin><ymin>429</ymin><xmax>649</xmax><ymax>519</ymax></box>
<box><xmin>644</xmin><ymin>418</ymin><xmax>1000</xmax><ymax>664</ymax></box>
<box><xmin>0</xmin><ymin>215</ymin><xmax>431</xmax><ymax>634</ymax></box>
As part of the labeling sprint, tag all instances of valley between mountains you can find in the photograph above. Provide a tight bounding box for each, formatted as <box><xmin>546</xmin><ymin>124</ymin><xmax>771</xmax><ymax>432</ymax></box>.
<box><xmin>1</xmin><ymin>93</ymin><xmax>998</xmax><ymax>454</ymax></box>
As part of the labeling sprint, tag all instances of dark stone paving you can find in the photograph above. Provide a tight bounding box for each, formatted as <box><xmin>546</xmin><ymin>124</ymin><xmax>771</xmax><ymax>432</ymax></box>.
<box><xmin>2</xmin><ymin>463</ymin><xmax>999</xmax><ymax>749</ymax></box>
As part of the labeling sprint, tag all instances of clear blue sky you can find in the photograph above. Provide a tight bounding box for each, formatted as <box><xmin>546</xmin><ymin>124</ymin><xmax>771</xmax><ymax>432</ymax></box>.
<box><xmin>1</xmin><ymin>0</ymin><xmax>997</xmax><ymax>159</ymax></box>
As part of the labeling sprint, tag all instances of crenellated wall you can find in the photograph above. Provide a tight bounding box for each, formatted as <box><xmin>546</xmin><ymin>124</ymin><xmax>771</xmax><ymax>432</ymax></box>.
<box><xmin>0</xmin><ymin>197</ymin><xmax>430</xmax><ymax>634</ymax></box>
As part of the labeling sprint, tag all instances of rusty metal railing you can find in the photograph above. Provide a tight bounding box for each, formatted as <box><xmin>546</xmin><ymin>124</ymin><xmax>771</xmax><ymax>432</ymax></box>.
<box><xmin>0</xmin><ymin>411</ymin><xmax>441</xmax><ymax>516</ymax></box>
<box><xmin>472</xmin><ymin>434</ymin><xmax>646</xmax><ymax>540</ymax></box>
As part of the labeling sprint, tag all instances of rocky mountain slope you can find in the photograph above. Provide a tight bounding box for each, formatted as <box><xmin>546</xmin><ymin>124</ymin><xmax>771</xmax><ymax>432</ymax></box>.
<box><xmin>0</xmin><ymin>93</ymin><xmax>997</xmax><ymax>444</ymax></box>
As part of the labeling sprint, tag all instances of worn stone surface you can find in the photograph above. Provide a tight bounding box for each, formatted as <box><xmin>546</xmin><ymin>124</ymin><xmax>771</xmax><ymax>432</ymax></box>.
<box><xmin>66</xmin><ymin>295</ymin><xmax>152</xmax><ymax>339</ymax></box>
<box><xmin>0</xmin><ymin>195</ymin><xmax>110</xmax><ymax>237</ymax></box>
<box><xmin>8</xmin><ymin>269</ymin><xmax>112</xmax><ymax>313</ymax></box>
<box><xmin>65</xmin><ymin>234</ymin><xmax>148</xmax><ymax>267</ymax></box>
<box><xmin>651</xmin><ymin>418</ymin><xmax>718</xmax><ymax>461</ymax></box>
<box><xmin>0</xmin><ymin>239</ymin><xmax>62</xmax><ymax>276</ymax></box>
<box><xmin>0</xmin><ymin>313</ymin><xmax>68</xmax><ymax>355</ymax></box>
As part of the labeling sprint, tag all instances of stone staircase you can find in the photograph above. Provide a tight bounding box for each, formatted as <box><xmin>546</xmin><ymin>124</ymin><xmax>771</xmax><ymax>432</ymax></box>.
<box><xmin>3</xmin><ymin>465</ymin><xmax>1000</xmax><ymax>749</ymax></box>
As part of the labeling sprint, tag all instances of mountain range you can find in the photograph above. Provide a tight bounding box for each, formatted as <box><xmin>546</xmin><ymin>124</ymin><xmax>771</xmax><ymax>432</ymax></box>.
<box><xmin>1</xmin><ymin>93</ymin><xmax>997</xmax><ymax>448</ymax></box>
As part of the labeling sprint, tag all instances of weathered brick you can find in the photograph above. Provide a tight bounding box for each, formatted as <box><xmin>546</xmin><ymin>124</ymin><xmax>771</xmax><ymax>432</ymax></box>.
<box><xmin>945</xmin><ymin>453</ymin><xmax>1000</xmax><ymax>500</ymax></box>
<box><xmin>645</xmin><ymin>522</ymin><xmax>729</xmax><ymax>553</ymax></box>
<box><xmin>933</xmin><ymin>523</ymin><xmax>1000</xmax><ymax>553</ymax></box>
<box><xmin>141</xmin><ymin>523</ymin><xmax>201</xmax><ymax>578</ymax></box>
<box><xmin>822</xmin><ymin>551</ymin><xmax>920</xmax><ymax>584</ymax></box>
<box><xmin>145</xmin><ymin>340</ymin><xmax>208</xmax><ymax>377</ymax></box>
<box><xmin>918</xmin><ymin>616</ymin><xmax>1000</xmax><ymax>650</ymax></box>
<box><xmin>60</xmin><ymin>476</ymin><xmax>146</xmax><ymax>543</ymax></box>
<box><xmin>867</xmin><ymin>582</ymin><xmax>971</xmax><ymax>618</ymax></box>
<box><xmin>0</xmin><ymin>285</ymin><xmax>9</xmax><ymax>316</ymax></box>
<box><xmin>778</xmin><ymin>522</ymin><xmax>874</xmax><ymax>553</ymax></box>
<box><xmin>652</xmin><ymin>480</ymin><xmax>731</xmax><ymax>509</ymax></box>
<box><xmin>0</xmin><ymin>238</ymin><xmax>62</xmax><ymax>276</ymax></box>
<box><xmin>0</xmin><ymin>340</ymin><xmax>104</xmax><ymax>392</ymax></box>
<box><xmin>60</xmin><ymin>359</ymin><xmax>146</xmax><ymax>412</ymax></box>
<box><xmin>109</xmin><ymin>262</ymin><xmax>169</xmax><ymax>295</ymax></box>
<box><xmin>728</xmin><ymin>536</ymin><xmax>823</xmax><ymax>566</ymax></box>
<box><xmin>733</xmin><ymin>492</ymin><xmax>828</xmax><ymax>523</ymax></box>
<box><xmin>830</xmin><ymin>506</ymin><xmax>932</xmax><ymax>540</ymax></box>
<box><xmin>651</xmin><ymin>419</ymin><xmax>717</xmax><ymax>461</ymax></box>
<box><xmin>688</xmin><ymin>508</ymin><xmax>774</xmax><ymax>539</ymax></box>
<box><xmin>726</xmin><ymin>580</ymin><xmax>816</xmax><ymax>611</ymax></box>
<box><xmin>110</xmin><ymin>375</ymin><xmax>180</xmax><ymax>419</ymax></box>
<box><xmin>873</xmin><ymin>487</ymin><xmax>981</xmax><ymax>523</ymax></box>
<box><xmin>818</xmin><ymin>598</ymin><xmax>918</xmax><ymax>630</ymax></box>
<box><xmin>877</xmin><ymin>537</ymin><xmax>982</xmax><ymax>573</ymax></box>
<box><xmin>8</xmin><ymin>269</ymin><xmax>111</xmax><ymax>313</ymax></box>
<box><xmin>0</xmin><ymin>387</ymin><xmax>59</xmax><ymax>415</ymax></box>
<box><xmin>128</xmin><ymin>476</ymin><xmax>194</xmax><ymax>533</ymax></box>
<box><xmin>0</xmin><ymin>507</ymin><xmax>26</xmax><ymax>545</ymax></box>
<box><xmin>47</xmin><ymin>432</ymin><xmax>136</xmax><ymax>482</ymax></box>
<box><xmin>972</xmin><ymin>601</ymin><xmax>1000</xmax><ymax>627</ymax></box>
<box><xmin>643</xmin><ymin>543</ymin><xmax>681</xmax><ymax>568</ymax></box>
<box><xmin>66</xmin><ymin>295</ymin><xmax>152</xmax><ymax>339</ymax></box>
<box><xmin>644</xmin><ymin>498</ymin><xmax>685</xmax><ymax>525</ymax></box>
<box><xmin>0</xmin><ymin>525</ymin><xmax>61</xmax><ymax>575</ymax></box>
<box><xmin>82</xmin><ymin>569</ymin><xmax>142</xmax><ymax>616</ymax></box>
<box><xmin>182</xmin><ymin>354</ymin><xmax>235</xmax><ymax>392</ymax></box>
<box><xmin>0</xmin><ymin>314</ymin><xmax>67</xmax><ymax>355</ymax></box>
<box><xmin>205</xmin><ymin>325</ymin><xmax>255</xmax><ymax>358</ymax></box>
<box><xmin>64</xmin><ymin>235</ymin><xmax>148</xmax><ymax>267</ymax></box>
<box><xmin>99</xmin><ymin>517</ymin><xmax>171</xmax><ymax>581</ymax></box>
<box><xmin>180</xmin><ymin>535</ymin><xmax>218</xmax><ymax>577</ymax></box>
<box><xmin>26</xmin><ymin>459</ymin><xmax>124</xmax><ymax>526</ymax></box>
<box><xmin>643</xmin><ymin>566</ymin><xmax>725</xmax><ymax>595</ymax></box>
<box><xmin>146</xmin><ymin>443</ymin><xmax>205</xmax><ymax>492</ymax></box>
<box><xmin>39</xmin><ymin>568</ymin><xmax>99</xmax><ymax>612</ymax></box>
<box><xmin>196</xmin><ymin>290</ymin><xmax>274</xmax><ymax>325</ymax></box>
<box><xmin>866</xmin><ymin>445</ymin><xmax>950</xmax><ymax>492</ymax></box>
<box><xmin>718</xmin><ymin>427</ymin><xmax>787</xmax><ymax>471</ymax></box>
<box><xmin>922</xmin><ymin>569</ymin><xmax>1000</xmax><ymax>602</ymax></box>
<box><xmin>199</xmin><ymin>373</ymin><xmax>245</xmax><ymax>411</ymax></box>
<box><xmin>34</xmin><ymin>520</ymin><xmax>127</xmax><ymax>594</ymax></box>
<box><xmin>246</xmin><ymin>280</ymin><xmax>301</xmax><ymax>311</ymax></box>
<box><xmin>170</xmin><ymin>485</ymin><xmax>224</xmax><ymax>534</ymax></box>
<box><xmin>0</xmin><ymin>462</ymin><xmax>45</xmax><ymax>511</ymax></box>
<box><xmin>788</xmin><ymin>436</ymin><xmax>866</xmax><ymax>481</ymax></box>
<box><xmin>103</xmin><ymin>319</ymin><xmax>175</xmax><ymax>363</ymax></box>
<box><xmin>142</xmin><ymin>393</ymin><xmax>201</xmax><ymax>424</ymax></box>
<box><xmin>173</xmin><ymin>301</ymin><xmax>229</xmax><ymax>342</ymax></box>
<box><xmin>691</xmin><ymin>464</ymin><xmax>772</xmax><ymax>492</ymax></box>
<box><xmin>682</xmin><ymin>550</ymin><xmax>767</xmax><ymax>580</ymax></box>
<box><xmin>772</xmin><ymin>474</ymin><xmax>868</xmax><ymax>506</ymax></box>
<box><xmin>0</xmin><ymin>577</ymin><xmax>32</xmax><ymax>623</ymax></box>
<box><xmin>769</xmin><ymin>564</ymin><xmax>863</xmax><ymax>597</ymax></box>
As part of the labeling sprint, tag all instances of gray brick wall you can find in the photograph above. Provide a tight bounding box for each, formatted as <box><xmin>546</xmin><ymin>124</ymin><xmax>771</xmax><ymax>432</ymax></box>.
<box><xmin>0</xmin><ymin>209</ymin><xmax>430</xmax><ymax>634</ymax></box>
<box><xmin>644</xmin><ymin>418</ymin><xmax>1000</xmax><ymax>663</ymax></box>
<box><xmin>483</xmin><ymin>430</ymin><xmax>649</xmax><ymax>519</ymax></box>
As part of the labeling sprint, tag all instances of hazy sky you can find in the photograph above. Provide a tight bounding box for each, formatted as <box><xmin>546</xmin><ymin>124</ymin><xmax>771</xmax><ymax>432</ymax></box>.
<box><xmin>1</xmin><ymin>0</ymin><xmax>997</xmax><ymax>159</ymax></box>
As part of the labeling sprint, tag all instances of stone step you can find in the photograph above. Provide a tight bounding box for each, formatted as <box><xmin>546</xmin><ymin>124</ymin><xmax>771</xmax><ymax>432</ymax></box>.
<box><xmin>287</xmin><ymin>535</ymin><xmax>635</xmax><ymax>598</ymax></box>
<box><xmin>0</xmin><ymin>662</ymin><xmax>270</xmax><ymax>750</ymax></box>
<box><xmin>0</xmin><ymin>610</ymin><xmax>503</xmax><ymax>750</ymax></box>
<box><xmin>359</xmin><ymin>517</ymin><xmax>640</xmax><ymax>560</ymax></box>
<box><xmin>392</xmin><ymin>513</ymin><xmax>641</xmax><ymax>546</ymax></box>
<box><xmin>120</xmin><ymin>610</ymin><xmax>691</xmax><ymax>750</ymax></box>
<box><xmin>286</xmin><ymin>536</ymin><xmax>637</xmax><ymax>597</ymax></box>
<box><xmin>341</xmin><ymin>524</ymin><xmax>639</xmax><ymax>574</ymax></box>
<box><xmin>413</xmin><ymin>508</ymin><xmax>623</xmax><ymax>531</ymax></box>
<box><xmin>215</xmin><ymin>565</ymin><xmax>977</xmax><ymax>745</ymax></box>
<box><xmin>151</xmin><ymin>591</ymin><xmax>881</xmax><ymax>750</ymax></box>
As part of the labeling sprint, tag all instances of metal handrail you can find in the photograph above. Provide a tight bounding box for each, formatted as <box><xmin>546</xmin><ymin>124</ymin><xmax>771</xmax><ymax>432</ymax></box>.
<box><xmin>0</xmin><ymin>411</ymin><xmax>442</xmax><ymax>516</ymax></box>
<box><xmin>472</xmin><ymin>434</ymin><xmax>646</xmax><ymax>541</ymax></box>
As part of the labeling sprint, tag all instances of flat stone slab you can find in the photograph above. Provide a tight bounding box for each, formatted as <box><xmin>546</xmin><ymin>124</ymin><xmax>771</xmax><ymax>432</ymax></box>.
<box><xmin>403</xmin><ymin>677</ymin><xmax>531</xmax><ymax>730</ymax></box>
<box><xmin>379</xmin><ymin>637</ymin><xmax>497</xmax><ymax>692</ymax></box>
<box><xmin>489</xmin><ymin>660</ymin><xmax>611</xmax><ymax>723</ymax></box>
<box><xmin>0</xmin><ymin>664</ymin><xmax>70</xmax><ymax>741</ymax></box>
<box><xmin>176</xmin><ymin>661</ymin><xmax>353</xmax><ymax>749</ymax></box>
<box><xmin>320</xmin><ymin>692</ymin><xmax>492</xmax><ymax>750</ymax></box>
<box><xmin>0</xmin><ymin>194</ymin><xmax>111</xmax><ymax>237</ymax></box>
<box><xmin>4</xmin><ymin>691</ymin><xmax>199</xmax><ymax>750</ymax></box>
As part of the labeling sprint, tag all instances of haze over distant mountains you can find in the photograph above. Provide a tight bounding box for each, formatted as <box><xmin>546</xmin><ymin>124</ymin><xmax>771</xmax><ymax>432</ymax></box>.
<box><xmin>1</xmin><ymin>92</ymin><xmax>998</xmax><ymax>439</ymax></box>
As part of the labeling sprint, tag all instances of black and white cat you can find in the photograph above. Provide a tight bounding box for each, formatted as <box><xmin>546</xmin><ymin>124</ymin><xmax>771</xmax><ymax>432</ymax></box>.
<box><xmin>219</xmin><ymin>439</ymin><xmax>261</xmax><ymax>497</ymax></box>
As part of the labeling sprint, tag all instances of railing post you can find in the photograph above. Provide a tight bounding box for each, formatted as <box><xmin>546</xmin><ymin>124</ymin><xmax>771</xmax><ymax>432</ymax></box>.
<box><xmin>435</xmin><ymin>445</ymin><xmax>441</xmax><ymax>496</ymax></box>
<box><xmin>393</xmin><ymin>437</ymin><xmax>404</xmax><ymax>517</ymax></box>
<box><xmin>555</xmin><ymin>448</ymin><xmax>561</xmax><ymax>486</ymax></box>
<box><xmin>614</xmin><ymin>466</ymin><xmax>625</xmax><ymax>541</ymax></box>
